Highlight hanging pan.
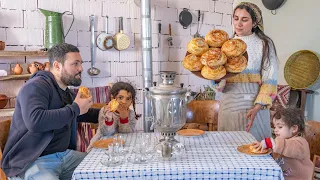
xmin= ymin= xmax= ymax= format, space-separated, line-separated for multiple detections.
xmin=179 ymin=8 xmax=192 ymax=29
xmin=113 ymin=17 xmax=130 ymax=51
xmin=96 ymin=16 xmax=114 ymax=50
xmin=284 ymin=50 xmax=320 ymax=89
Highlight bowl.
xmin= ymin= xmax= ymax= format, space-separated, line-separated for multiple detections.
xmin=0 ymin=94 xmax=9 ymax=109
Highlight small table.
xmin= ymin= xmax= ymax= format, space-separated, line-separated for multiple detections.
xmin=72 ymin=131 xmax=284 ymax=179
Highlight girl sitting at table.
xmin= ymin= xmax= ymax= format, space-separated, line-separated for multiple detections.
xmin=253 ymin=107 xmax=313 ymax=179
xmin=87 ymin=82 xmax=140 ymax=152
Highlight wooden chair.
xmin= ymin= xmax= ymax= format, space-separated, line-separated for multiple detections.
xmin=313 ymin=154 xmax=320 ymax=180
xmin=184 ymin=100 xmax=220 ymax=131
xmin=305 ymin=120 xmax=320 ymax=161
xmin=0 ymin=118 xmax=11 ymax=180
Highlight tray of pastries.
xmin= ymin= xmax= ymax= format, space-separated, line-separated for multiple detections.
xmin=183 ymin=29 xmax=248 ymax=81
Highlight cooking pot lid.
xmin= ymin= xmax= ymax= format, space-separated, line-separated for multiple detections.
xmin=262 ymin=0 xmax=285 ymax=10
xmin=179 ymin=8 xmax=192 ymax=29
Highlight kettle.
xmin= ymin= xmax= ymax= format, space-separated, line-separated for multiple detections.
xmin=39 ymin=8 xmax=74 ymax=49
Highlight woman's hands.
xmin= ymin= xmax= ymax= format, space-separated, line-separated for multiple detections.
xmin=245 ymin=104 xmax=262 ymax=132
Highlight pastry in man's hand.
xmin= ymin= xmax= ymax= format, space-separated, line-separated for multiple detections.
xmin=187 ymin=38 xmax=209 ymax=56
xmin=205 ymin=29 xmax=229 ymax=48
xmin=182 ymin=54 xmax=204 ymax=71
xmin=79 ymin=86 xmax=91 ymax=99
xmin=221 ymin=39 xmax=247 ymax=57
xmin=225 ymin=55 xmax=247 ymax=73
xmin=109 ymin=99 xmax=119 ymax=112
xmin=249 ymin=144 xmax=268 ymax=154
xmin=200 ymin=48 xmax=227 ymax=68
xmin=201 ymin=65 xmax=226 ymax=80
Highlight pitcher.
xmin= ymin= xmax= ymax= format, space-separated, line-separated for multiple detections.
xmin=39 ymin=8 xmax=74 ymax=49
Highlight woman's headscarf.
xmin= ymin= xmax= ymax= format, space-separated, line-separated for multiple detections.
xmin=235 ymin=2 xmax=264 ymax=31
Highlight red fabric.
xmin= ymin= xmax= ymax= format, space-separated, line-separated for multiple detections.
xmin=265 ymin=137 xmax=273 ymax=149
xmin=120 ymin=117 xmax=129 ymax=124
xmin=105 ymin=119 xmax=114 ymax=126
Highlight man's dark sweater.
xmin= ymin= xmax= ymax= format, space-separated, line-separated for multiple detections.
xmin=0 ymin=71 xmax=99 ymax=177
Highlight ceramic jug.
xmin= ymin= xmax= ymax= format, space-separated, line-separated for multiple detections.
xmin=12 ymin=63 xmax=23 ymax=75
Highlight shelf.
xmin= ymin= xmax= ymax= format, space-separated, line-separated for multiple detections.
xmin=0 ymin=108 xmax=14 ymax=117
xmin=0 ymin=74 xmax=31 ymax=81
xmin=0 ymin=50 xmax=47 ymax=57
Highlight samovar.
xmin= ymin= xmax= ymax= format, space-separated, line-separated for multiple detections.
xmin=146 ymin=71 xmax=190 ymax=160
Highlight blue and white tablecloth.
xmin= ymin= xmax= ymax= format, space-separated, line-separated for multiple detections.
xmin=72 ymin=131 xmax=284 ymax=180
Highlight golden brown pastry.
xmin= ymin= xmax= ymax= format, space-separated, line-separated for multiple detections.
xmin=221 ymin=39 xmax=247 ymax=57
xmin=187 ymin=38 xmax=209 ymax=56
xmin=182 ymin=54 xmax=204 ymax=71
xmin=79 ymin=86 xmax=91 ymax=98
xmin=109 ymin=99 xmax=119 ymax=112
xmin=201 ymin=65 xmax=226 ymax=80
xmin=205 ymin=29 xmax=229 ymax=48
xmin=200 ymin=48 xmax=227 ymax=68
xmin=225 ymin=55 xmax=247 ymax=73
xmin=249 ymin=145 xmax=268 ymax=154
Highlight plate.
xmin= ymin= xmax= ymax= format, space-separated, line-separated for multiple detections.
xmin=176 ymin=129 xmax=205 ymax=136
xmin=237 ymin=144 xmax=272 ymax=156
xmin=185 ymin=51 xmax=248 ymax=82
xmin=92 ymin=138 xmax=124 ymax=149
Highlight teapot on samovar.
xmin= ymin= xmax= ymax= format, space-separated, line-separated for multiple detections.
xmin=145 ymin=71 xmax=192 ymax=160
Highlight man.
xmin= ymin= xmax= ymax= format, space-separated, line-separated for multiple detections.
xmin=1 ymin=43 xmax=99 ymax=180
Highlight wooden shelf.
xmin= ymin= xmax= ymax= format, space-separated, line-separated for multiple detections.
xmin=0 ymin=108 xmax=14 ymax=117
xmin=0 ymin=74 xmax=31 ymax=81
xmin=0 ymin=50 xmax=47 ymax=57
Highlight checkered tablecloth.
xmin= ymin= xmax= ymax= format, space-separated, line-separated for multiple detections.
xmin=72 ymin=131 xmax=284 ymax=180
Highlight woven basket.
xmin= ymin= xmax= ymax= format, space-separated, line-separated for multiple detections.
xmin=284 ymin=50 xmax=320 ymax=89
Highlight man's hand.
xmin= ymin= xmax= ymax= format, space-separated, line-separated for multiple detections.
xmin=74 ymin=91 xmax=93 ymax=115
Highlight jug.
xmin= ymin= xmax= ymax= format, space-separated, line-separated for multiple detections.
xmin=39 ymin=8 xmax=74 ymax=49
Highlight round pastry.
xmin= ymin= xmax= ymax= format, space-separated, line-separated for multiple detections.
xmin=205 ymin=29 xmax=229 ymax=48
xmin=225 ymin=55 xmax=247 ymax=73
xmin=109 ymin=99 xmax=119 ymax=112
xmin=221 ymin=39 xmax=247 ymax=57
xmin=182 ymin=54 xmax=204 ymax=71
xmin=249 ymin=145 xmax=268 ymax=154
xmin=187 ymin=38 xmax=209 ymax=56
xmin=200 ymin=48 xmax=227 ymax=68
xmin=79 ymin=86 xmax=91 ymax=99
xmin=201 ymin=65 xmax=226 ymax=80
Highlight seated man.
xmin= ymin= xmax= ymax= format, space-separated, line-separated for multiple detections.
xmin=1 ymin=43 xmax=99 ymax=180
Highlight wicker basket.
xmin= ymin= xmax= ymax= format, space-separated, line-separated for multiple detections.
xmin=284 ymin=50 xmax=320 ymax=89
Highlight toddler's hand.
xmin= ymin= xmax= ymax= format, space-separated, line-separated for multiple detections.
xmin=252 ymin=142 xmax=264 ymax=152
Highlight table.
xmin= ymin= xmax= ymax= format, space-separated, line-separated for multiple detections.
xmin=72 ymin=131 xmax=284 ymax=180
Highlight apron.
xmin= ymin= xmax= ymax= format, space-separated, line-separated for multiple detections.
xmin=218 ymin=83 xmax=271 ymax=141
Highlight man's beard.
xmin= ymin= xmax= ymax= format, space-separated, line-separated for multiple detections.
xmin=61 ymin=69 xmax=82 ymax=86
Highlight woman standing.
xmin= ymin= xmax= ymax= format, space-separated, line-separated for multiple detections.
xmin=218 ymin=2 xmax=278 ymax=141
